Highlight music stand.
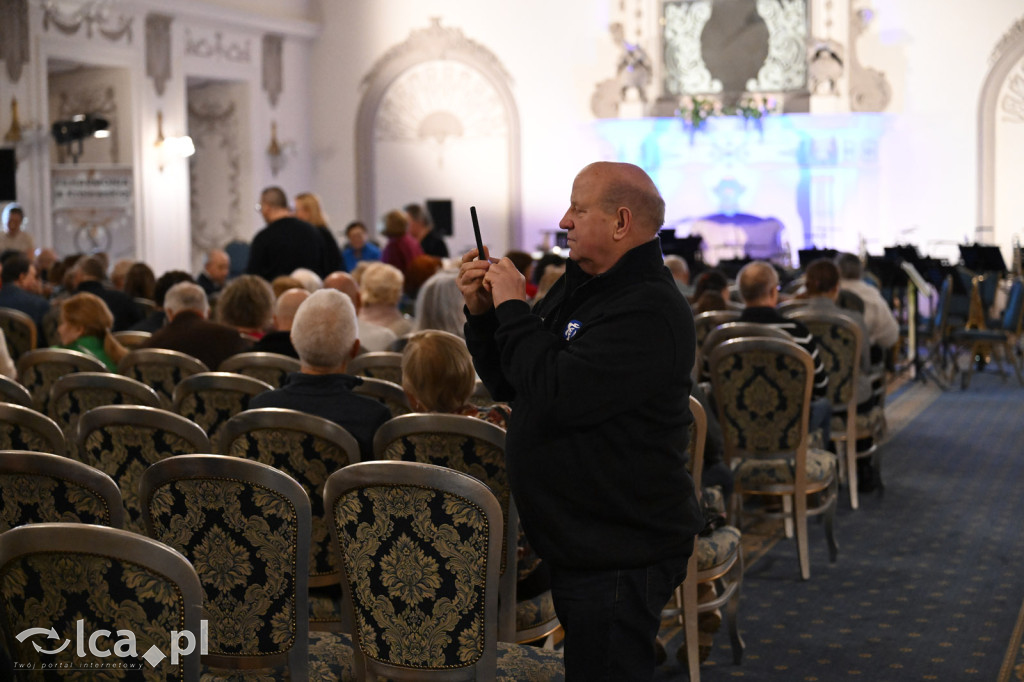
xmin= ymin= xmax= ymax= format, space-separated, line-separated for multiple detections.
xmin=959 ymin=243 xmax=1007 ymax=274
xmin=901 ymin=261 xmax=947 ymax=389
xmin=797 ymin=248 xmax=839 ymax=269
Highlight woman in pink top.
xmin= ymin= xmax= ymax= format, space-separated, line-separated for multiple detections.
xmin=380 ymin=209 xmax=423 ymax=277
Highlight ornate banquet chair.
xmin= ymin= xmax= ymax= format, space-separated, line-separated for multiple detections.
xmin=346 ymin=351 xmax=403 ymax=385
xmin=171 ymin=371 xmax=273 ymax=448
xmin=949 ymin=277 xmax=1024 ymax=389
xmin=693 ymin=310 xmax=742 ymax=361
xmin=372 ymin=413 xmax=559 ymax=646
xmin=0 ymin=374 xmax=32 ymax=407
xmin=218 ymin=351 xmax=301 ymax=388
xmin=217 ymin=407 xmax=361 ymax=632
xmin=0 ymin=403 xmax=66 ymax=457
xmin=141 ymin=454 xmax=352 ymax=680
xmin=0 ymin=523 xmax=203 ymax=681
xmin=47 ymin=371 xmax=162 ymax=445
xmin=117 ymin=347 xmax=210 ymax=408
xmin=787 ymin=308 xmax=883 ymax=508
xmin=74 ymin=404 xmax=211 ymax=532
xmin=0 ymin=450 xmax=125 ymax=531
xmin=15 ymin=347 xmax=108 ymax=413
xmin=324 ymin=460 xmax=564 ymax=680
xmin=0 ymin=306 xmax=36 ymax=362
xmin=707 ymin=336 xmax=839 ymax=581
xmin=112 ymin=329 xmax=152 ymax=350
xmin=660 ymin=395 xmax=744 ymax=680
xmin=351 ymin=376 xmax=412 ymax=416
xmin=697 ymin=321 xmax=792 ymax=383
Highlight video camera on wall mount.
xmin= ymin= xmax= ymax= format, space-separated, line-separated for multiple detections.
xmin=51 ymin=114 xmax=110 ymax=164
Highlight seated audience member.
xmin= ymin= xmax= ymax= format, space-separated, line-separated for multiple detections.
xmin=664 ymin=254 xmax=695 ymax=298
xmin=216 ymin=274 xmax=275 ymax=340
xmin=380 ymin=209 xmax=423 ymax=278
xmin=1 ymin=205 xmax=34 ymax=256
xmin=250 ymin=288 xmax=308 ymax=358
xmin=196 ymin=248 xmax=230 ymax=298
xmin=130 ymin=271 xmax=194 ymax=332
xmin=532 ymin=262 xmax=566 ymax=305
xmin=248 ymin=289 xmax=391 ymax=460
xmin=290 ymin=267 xmax=323 ymax=293
xmin=55 ymin=292 xmax=128 ymax=371
xmin=295 ymin=192 xmax=342 ymax=276
xmin=693 ymin=290 xmax=730 ymax=314
xmin=737 ymin=260 xmax=830 ymax=441
xmin=405 ymin=203 xmax=448 ymax=258
xmin=403 ymin=253 xmax=443 ymax=301
xmin=691 ymin=268 xmax=730 ymax=305
xmin=34 ymin=248 xmax=59 ymax=298
xmin=401 ymin=330 xmax=509 ymax=427
xmin=141 ymin=281 xmax=251 ymax=370
xmin=359 ymin=262 xmax=412 ymax=337
xmin=71 ymin=255 xmax=143 ymax=331
xmin=271 ymin=275 xmax=303 ymax=298
xmin=0 ymin=251 xmax=51 ymax=345
xmin=505 ymin=250 xmax=538 ymax=299
xmin=110 ymin=259 xmax=135 ymax=291
xmin=349 ymin=260 xmax=372 ymax=285
xmin=323 ymin=270 xmax=396 ymax=352
xmin=124 ymin=262 xmax=157 ymax=303
xmin=411 ymin=270 xmax=466 ymax=338
xmin=836 ymin=252 xmax=900 ymax=363
xmin=0 ymin=329 xmax=15 ymax=378
xmin=340 ymin=221 xmax=381 ymax=272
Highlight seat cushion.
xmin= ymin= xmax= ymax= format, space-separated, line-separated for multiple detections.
xmin=830 ymin=406 xmax=885 ymax=440
xmin=734 ymin=448 xmax=836 ymax=488
xmin=516 ymin=589 xmax=558 ymax=632
xmin=203 ymin=631 xmax=355 ymax=681
xmin=495 ymin=641 xmax=564 ymax=681
xmin=696 ymin=525 xmax=742 ymax=571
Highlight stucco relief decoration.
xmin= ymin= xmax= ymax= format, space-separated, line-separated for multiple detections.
xmin=145 ymin=14 xmax=172 ymax=97
xmin=42 ymin=0 xmax=133 ymax=43
xmin=188 ymin=98 xmax=242 ymax=258
xmin=847 ymin=5 xmax=891 ymax=112
xmin=749 ymin=0 xmax=807 ymax=91
xmin=663 ymin=1 xmax=717 ymax=96
xmin=185 ymin=28 xmax=252 ymax=64
xmin=376 ymin=61 xmax=507 ymax=169
xmin=57 ymin=88 xmax=119 ymax=163
xmin=0 ymin=0 xmax=30 ymax=83
xmin=1002 ymin=62 xmax=1024 ymax=123
xmin=262 ymin=34 xmax=284 ymax=108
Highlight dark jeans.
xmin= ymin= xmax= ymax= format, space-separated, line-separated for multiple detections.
xmin=549 ymin=552 xmax=690 ymax=681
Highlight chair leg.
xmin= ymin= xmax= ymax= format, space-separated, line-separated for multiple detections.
xmin=725 ymin=555 xmax=745 ymax=665
xmin=782 ymin=496 xmax=794 ymax=539
xmin=794 ymin=493 xmax=810 ymax=580
xmin=682 ymin=554 xmax=700 ymax=681
xmin=844 ymin=439 xmax=859 ymax=510
xmin=825 ymin=478 xmax=839 ymax=563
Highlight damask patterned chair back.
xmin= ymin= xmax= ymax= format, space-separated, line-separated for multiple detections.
xmin=140 ymin=454 xmax=311 ymax=678
xmin=0 ymin=306 xmax=37 ymax=362
xmin=0 ymin=450 xmax=125 ymax=531
xmin=372 ymin=413 xmax=519 ymax=641
xmin=171 ymin=372 xmax=273 ymax=449
xmin=48 ymin=371 xmax=163 ymax=447
xmin=112 ymin=329 xmax=153 ymax=350
xmin=218 ymin=408 xmax=361 ymax=591
xmin=74 ymin=405 xmax=212 ymax=533
xmin=351 ymin=376 xmax=411 ymax=416
xmin=787 ymin=309 xmax=865 ymax=509
xmin=324 ymin=460 xmax=504 ymax=680
xmin=347 ymin=351 xmax=403 ymax=385
xmin=699 ymin=321 xmax=792 ymax=382
xmin=218 ymin=351 xmax=301 ymax=389
xmin=0 ymin=374 xmax=32 ymax=408
xmin=693 ymin=309 xmax=741 ymax=363
xmin=707 ymin=336 xmax=838 ymax=580
xmin=0 ymin=523 xmax=203 ymax=681
xmin=0 ymin=403 xmax=66 ymax=457
xmin=118 ymin=348 xmax=210 ymax=409
xmin=15 ymin=347 xmax=108 ymax=414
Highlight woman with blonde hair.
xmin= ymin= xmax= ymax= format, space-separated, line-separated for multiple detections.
xmin=295 ymin=191 xmax=341 ymax=274
xmin=55 ymin=292 xmax=127 ymax=371
xmin=359 ymin=262 xmax=412 ymax=337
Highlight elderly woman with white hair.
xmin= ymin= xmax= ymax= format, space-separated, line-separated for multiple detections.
xmin=248 ymin=288 xmax=391 ymax=460
xmin=358 ymin=262 xmax=412 ymax=337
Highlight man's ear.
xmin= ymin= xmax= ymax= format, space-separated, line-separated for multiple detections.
xmin=349 ymin=338 xmax=361 ymax=359
xmin=611 ymin=207 xmax=632 ymax=242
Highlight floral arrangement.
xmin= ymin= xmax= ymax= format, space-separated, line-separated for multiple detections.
xmin=676 ymin=94 xmax=779 ymax=131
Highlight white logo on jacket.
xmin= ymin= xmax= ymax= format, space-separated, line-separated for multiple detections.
xmin=564 ymin=320 xmax=581 ymax=340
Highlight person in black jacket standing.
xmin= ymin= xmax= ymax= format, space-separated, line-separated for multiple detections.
xmin=458 ymin=161 xmax=702 ymax=681
xmin=246 ymin=186 xmax=327 ymax=280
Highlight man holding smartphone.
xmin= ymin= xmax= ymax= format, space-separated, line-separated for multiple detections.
xmin=458 ymin=161 xmax=702 ymax=680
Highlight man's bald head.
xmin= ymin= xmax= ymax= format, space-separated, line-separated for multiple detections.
xmin=580 ymin=161 xmax=665 ymax=236
xmin=737 ymin=260 xmax=779 ymax=306
xmin=273 ymin=287 xmax=310 ymax=331
xmin=323 ymin=270 xmax=361 ymax=312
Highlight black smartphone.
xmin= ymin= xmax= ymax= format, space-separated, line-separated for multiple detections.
xmin=470 ymin=206 xmax=486 ymax=260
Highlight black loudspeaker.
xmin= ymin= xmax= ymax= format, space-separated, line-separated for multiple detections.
xmin=0 ymin=149 xmax=15 ymax=201
xmin=425 ymin=199 xmax=452 ymax=237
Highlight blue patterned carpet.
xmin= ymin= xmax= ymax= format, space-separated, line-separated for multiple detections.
xmin=655 ymin=372 xmax=1024 ymax=681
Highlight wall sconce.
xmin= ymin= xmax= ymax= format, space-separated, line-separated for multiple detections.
xmin=154 ymin=110 xmax=195 ymax=172
xmin=51 ymin=113 xmax=109 ymax=164
xmin=267 ymin=120 xmax=287 ymax=177
xmin=4 ymin=98 xmax=21 ymax=144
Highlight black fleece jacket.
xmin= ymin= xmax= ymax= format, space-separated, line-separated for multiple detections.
xmin=465 ymin=238 xmax=703 ymax=570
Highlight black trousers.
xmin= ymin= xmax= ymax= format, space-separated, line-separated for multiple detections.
xmin=549 ymin=552 xmax=689 ymax=681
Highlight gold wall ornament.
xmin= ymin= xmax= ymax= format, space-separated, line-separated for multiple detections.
xmin=4 ymin=98 xmax=22 ymax=143
xmin=267 ymin=121 xmax=285 ymax=176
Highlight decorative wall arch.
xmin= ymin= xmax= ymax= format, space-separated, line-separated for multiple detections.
xmin=355 ymin=18 xmax=522 ymax=247
xmin=977 ymin=16 xmax=1024 ymax=241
